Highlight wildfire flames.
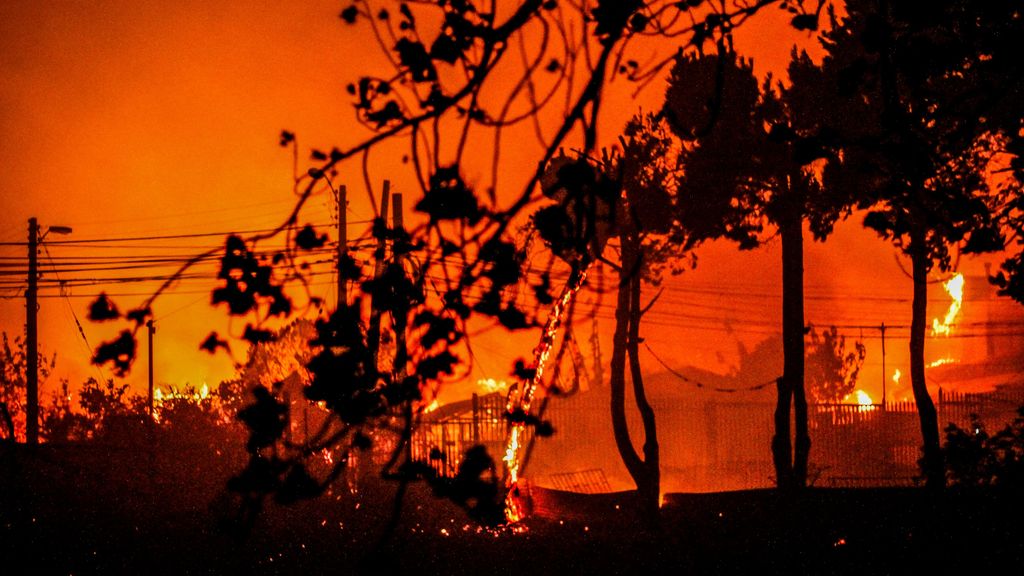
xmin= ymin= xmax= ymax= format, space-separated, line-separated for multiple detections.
xmin=931 ymin=273 xmax=964 ymax=337
xmin=849 ymin=389 xmax=875 ymax=411
xmin=927 ymin=357 xmax=956 ymax=368
xmin=152 ymin=383 xmax=211 ymax=423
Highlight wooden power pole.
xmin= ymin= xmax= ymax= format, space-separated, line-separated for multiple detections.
xmin=367 ymin=180 xmax=391 ymax=367
xmin=337 ymin=184 xmax=348 ymax=308
xmin=147 ymin=320 xmax=156 ymax=419
xmin=392 ymin=192 xmax=407 ymax=378
xmin=26 ymin=218 xmax=39 ymax=445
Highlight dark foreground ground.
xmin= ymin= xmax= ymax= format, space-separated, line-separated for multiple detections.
xmin=1 ymin=442 xmax=1022 ymax=575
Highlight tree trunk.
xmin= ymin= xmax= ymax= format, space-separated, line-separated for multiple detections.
xmin=773 ymin=203 xmax=808 ymax=490
xmin=609 ymin=232 xmax=659 ymax=526
xmin=627 ymin=258 xmax=660 ymax=525
xmin=910 ymin=227 xmax=944 ymax=489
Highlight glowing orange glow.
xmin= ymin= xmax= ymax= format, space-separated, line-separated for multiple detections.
xmin=931 ymin=273 xmax=964 ymax=336
xmin=423 ymin=399 xmax=440 ymax=413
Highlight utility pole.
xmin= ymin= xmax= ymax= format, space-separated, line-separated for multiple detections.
xmin=367 ymin=180 xmax=391 ymax=368
xmin=392 ymin=192 xmax=407 ymax=378
xmin=391 ymin=191 xmax=414 ymax=466
xmin=337 ymin=184 xmax=348 ymax=308
xmin=147 ymin=320 xmax=156 ymax=420
xmin=880 ymin=322 xmax=887 ymax=408
xmin=26 ymin=218 xmax=39 ymax=445
xmin=23 ymin=218 xmax=71 ymax=445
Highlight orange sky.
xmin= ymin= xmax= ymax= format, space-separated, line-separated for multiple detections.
xmin=1 ymin=1 xmax=1017 ymax=407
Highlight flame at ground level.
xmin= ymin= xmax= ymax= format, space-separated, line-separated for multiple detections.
xmin=841 ymin=389 xmax=876 ymax=411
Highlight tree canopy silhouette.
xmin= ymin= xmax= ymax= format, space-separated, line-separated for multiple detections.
xmin=797 ymin=0 xmax=1012 ymax=488
xmin=662 ymin=44 xmax=859 ymax=489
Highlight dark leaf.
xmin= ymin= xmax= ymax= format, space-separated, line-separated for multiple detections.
xmin=962 ymin=225 xmax=1004 ymax=255
xmin=296 ymin=224 xmax=327 ymax=250
xmin=533 ymin=273 xmax=554 ymax=305
xmin=87 ymin=293 xmax=121 ymax=321
xmin=199 ymin=331 xmax=231 ymax=355
xmin=416 ymin=351 xmax=459 ymax=380
xmin=592 ymin=0 xmax=642 ymax=43
xmin=791 ymin=14 xmax=818 ymax=31
xmin=629 ymin=12 xmax=649 ymax=32
xmin=414 ymin=310 xmax=460 ymax=349
xmin=395 ymin=38 xmax=437 ymax=82
xmin=91 ymin=330 xmax=136 ymax=377
xmin=243 ymin=325 xmax=275 ymax=344
xmin=238 ymin=385 xmax=288 ymax=452
xmin=340 ymin=5 xmax=358 ymax=24
xmin=497 ymin=304 xmax=530 ymax=330
xmin=365 ymin=100 xmax=405 ymax=128
xmin=415 ymin=165 xmax=482 ymax=223
xmin=339 ymin=253 xmax=361 ymax=281
xmin=125 ymin=307 xmax=152 ymax=326
xmin=512 ymin=359 xmax=536 ymax=381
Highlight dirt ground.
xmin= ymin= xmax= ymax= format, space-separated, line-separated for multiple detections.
xmin=1 ymin=443 xmax=1022 ymax=575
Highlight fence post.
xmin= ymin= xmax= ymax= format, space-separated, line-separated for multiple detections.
xmin=472 ymin=393 xmax=480 ymax=445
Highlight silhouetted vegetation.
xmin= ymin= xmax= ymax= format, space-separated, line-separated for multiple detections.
xmin=796 ymin=0 xmax=1019 ymax=488
xmin=805 ymin=325 xmax=866 ymax=404
xmin=942 ymin=407 xmax=1024 ymax=489
xmin=68 ymin=0 xmax=1024 ymax=543
xmin=0 ymin=331 xmax=55 ymax=443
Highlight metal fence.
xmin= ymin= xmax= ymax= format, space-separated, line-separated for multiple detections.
xmin=410 ymin=392 xmax=508 ymax=478
xmin=410 ymin=385 xmax=1024 ymax=492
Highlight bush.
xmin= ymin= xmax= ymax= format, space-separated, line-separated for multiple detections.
xmin=942 ymin=407 xmax=1024 ymax=488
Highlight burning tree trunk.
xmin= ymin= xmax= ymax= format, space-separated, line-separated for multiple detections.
xmin=910 ymin=224 xmax=943 ymax=489
xmin=610 ymin=231 xmax=660 ymax=526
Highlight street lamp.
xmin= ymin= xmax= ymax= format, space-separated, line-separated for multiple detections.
xmin=26 ymin=217 xmax=72 ymax=445
xmin=46 ymin=225 xmax=74 ymax=237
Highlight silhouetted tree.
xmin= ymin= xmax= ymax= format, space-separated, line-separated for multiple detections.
xmin=804 ymin=325 xmax=866 ymax=404
xmin=538 ymin=113 xmax=686 ymax=524
xmin=801 ymin=0 xmax=1007 ymax=488
xmin=0 ymin=331 xmax=55 ymax=443
xmin=662 ymin=46 xmax=855 ymax=489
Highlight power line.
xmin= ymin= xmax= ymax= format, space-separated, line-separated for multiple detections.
xmin=0 ymin=220 xmax=373 ymax=247
xmin=642 ymin=341 xmax=777 ymax=393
